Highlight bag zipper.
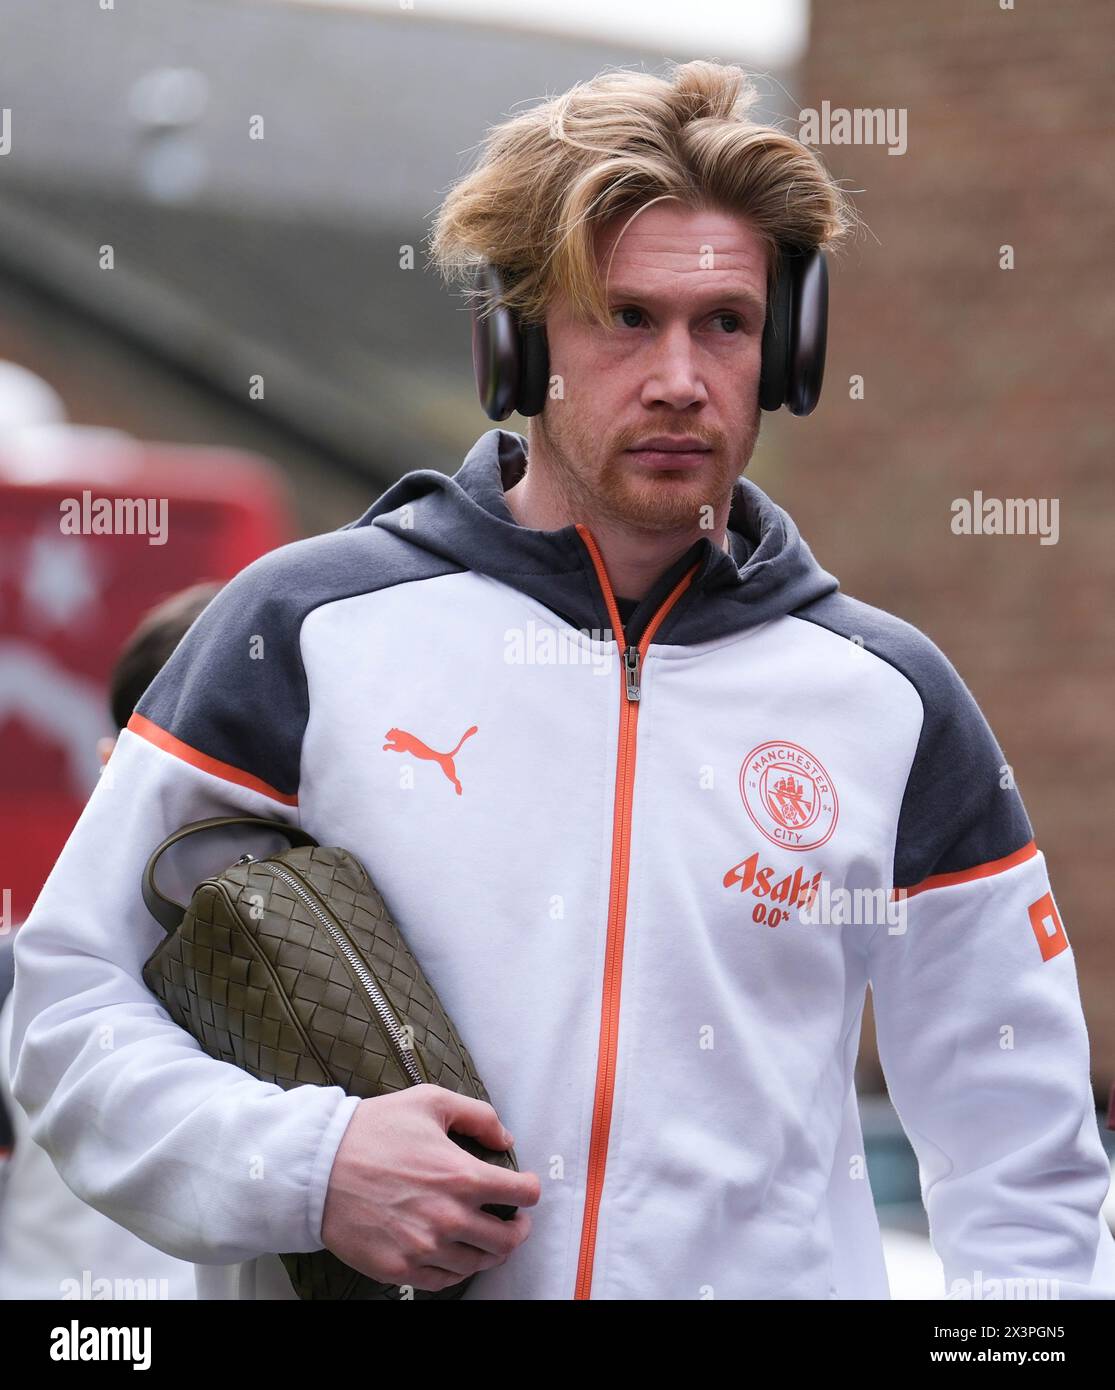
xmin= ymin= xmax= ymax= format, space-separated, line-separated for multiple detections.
xmin=236 ymin=854 xmax=426 ymax=1087
xmin=571 ymin=524 xmax=701 ymax=1299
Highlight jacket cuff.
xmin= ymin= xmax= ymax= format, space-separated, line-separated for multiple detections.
xmin=306 ymin=1093 xmax=362 ymax=1250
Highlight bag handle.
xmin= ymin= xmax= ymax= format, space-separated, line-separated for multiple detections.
xmin=142 ymin=816 xmax=319 ymax=935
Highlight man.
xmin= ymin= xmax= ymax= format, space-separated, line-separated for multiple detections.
xmin=12 ymin=60 xmax=1115 ymax=1300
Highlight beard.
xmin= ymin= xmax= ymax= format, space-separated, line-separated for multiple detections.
xmin=531 ymin=400 xmax=761 ymax=534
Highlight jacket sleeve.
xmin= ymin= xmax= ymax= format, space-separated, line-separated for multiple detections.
xmin=9 ymin=550 xmax=361 ymax=1266
xmin=866 ymin=635 xmax=1115 ymax=1299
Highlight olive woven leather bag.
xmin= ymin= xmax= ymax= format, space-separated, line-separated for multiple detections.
xmin=140 ymin=815 xmax=519 ymax=1300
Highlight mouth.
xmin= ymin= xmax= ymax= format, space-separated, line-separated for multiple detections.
xmin=625 ymin=439 xmax=713 ymax=471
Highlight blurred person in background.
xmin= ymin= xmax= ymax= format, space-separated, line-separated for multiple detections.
xmin=0 ymin=580 xmax=223 ymax=1299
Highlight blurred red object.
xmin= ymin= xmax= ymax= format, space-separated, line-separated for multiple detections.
xmin=0 ymin=428 xmax=296 ymax=925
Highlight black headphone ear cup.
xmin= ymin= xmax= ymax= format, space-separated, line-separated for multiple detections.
xmin=471 ymin=263 xmax=520 ymax=421
xmin=759 ymin=258 xmax=794 ymax=412
xmin=516 ymin=322 xmax=550 ymax=417
xmin=785 ymin=248 xmax=828 ymax=417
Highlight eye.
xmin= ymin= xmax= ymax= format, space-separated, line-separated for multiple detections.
xmin=610 ymin=307 xmax=751 ymax=334
xmin=612 ymin=306 xmax=646 ymax=329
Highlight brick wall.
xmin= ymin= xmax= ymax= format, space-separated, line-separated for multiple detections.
xmin=771 ymin=0 xmax=1115 ymax=1095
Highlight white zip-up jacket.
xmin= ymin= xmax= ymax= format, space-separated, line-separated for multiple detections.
xmin=11 ymin=428 xmax=1115 ymax=1300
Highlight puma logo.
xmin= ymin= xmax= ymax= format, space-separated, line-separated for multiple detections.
xmin=382 ymin=725 xmax=479 ymax=795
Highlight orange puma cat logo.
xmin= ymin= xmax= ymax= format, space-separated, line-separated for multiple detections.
xmin=382 ymin=725 xmax=479 ymax=795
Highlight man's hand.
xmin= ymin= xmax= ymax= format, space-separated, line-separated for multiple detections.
xmin=320 ymin=1084 xmax=539 ymax=1292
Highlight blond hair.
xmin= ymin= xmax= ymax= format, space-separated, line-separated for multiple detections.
xmin=427 ymin=60 xmax=858 ymax=330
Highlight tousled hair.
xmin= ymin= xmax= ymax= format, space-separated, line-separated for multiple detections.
xmin=427 ymin=60 xmax=859 ymax=330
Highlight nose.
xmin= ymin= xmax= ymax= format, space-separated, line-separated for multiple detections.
xmin=638 ymin=323 xmax=708 ymax=412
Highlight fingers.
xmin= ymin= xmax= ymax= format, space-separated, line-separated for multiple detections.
xmin=448 ymin=1207 xmax=533 ymax=1258
xmin=391 ymin=1209 xmax=533 ymax=1290
xmin=415 ymin=1242 xmax=501 ymax=1279
xmin=427 ymin=1086 xmax=514 ymax=1152
xmin=457 ymin=1158 xmax=543 ymax=1210
xmin=408 ymin=1264 xmax=471 ymax=1293
xmin=410 ymin=1218 xmax=530 ymax=1286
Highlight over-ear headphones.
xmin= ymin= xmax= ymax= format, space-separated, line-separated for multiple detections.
xmin=470 ymin=244 xmax=828 ymax=421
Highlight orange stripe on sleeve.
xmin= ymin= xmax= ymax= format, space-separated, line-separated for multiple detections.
xmin=897 ymin=839 xmax=1038 ymax=900
xmin=126 ymin=712 xmax=299 ymax=807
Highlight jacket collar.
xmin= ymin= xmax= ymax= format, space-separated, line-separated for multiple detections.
xmin=354 ymin=429 xmax=838 ymax=645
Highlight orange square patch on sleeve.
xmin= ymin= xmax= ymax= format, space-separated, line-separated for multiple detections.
xmin=1028 ymin=891 xmax=1069 ymax=961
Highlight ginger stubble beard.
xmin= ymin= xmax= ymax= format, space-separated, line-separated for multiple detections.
xmin=529 ymin=398 xmax=762 ymax=535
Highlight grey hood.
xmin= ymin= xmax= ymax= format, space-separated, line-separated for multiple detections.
xmin=348 ymin=428 xmax=839 ymax=646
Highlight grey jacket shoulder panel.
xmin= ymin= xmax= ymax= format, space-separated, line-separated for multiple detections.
xmin=133 ymin=524 xmax=462 ymax=800
xmin=793 ymin=590 xmax=1033 ymax=889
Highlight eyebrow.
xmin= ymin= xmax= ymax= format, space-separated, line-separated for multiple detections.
xmin=606 ymin=286 xmax=766 ymax=319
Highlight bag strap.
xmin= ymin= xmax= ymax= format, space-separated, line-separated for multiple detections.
xmin=142 ymin=816 xmax=320 ymax=935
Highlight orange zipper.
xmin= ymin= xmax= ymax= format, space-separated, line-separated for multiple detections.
xmin=572 ymin=524 xmax=701 ymax=1300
